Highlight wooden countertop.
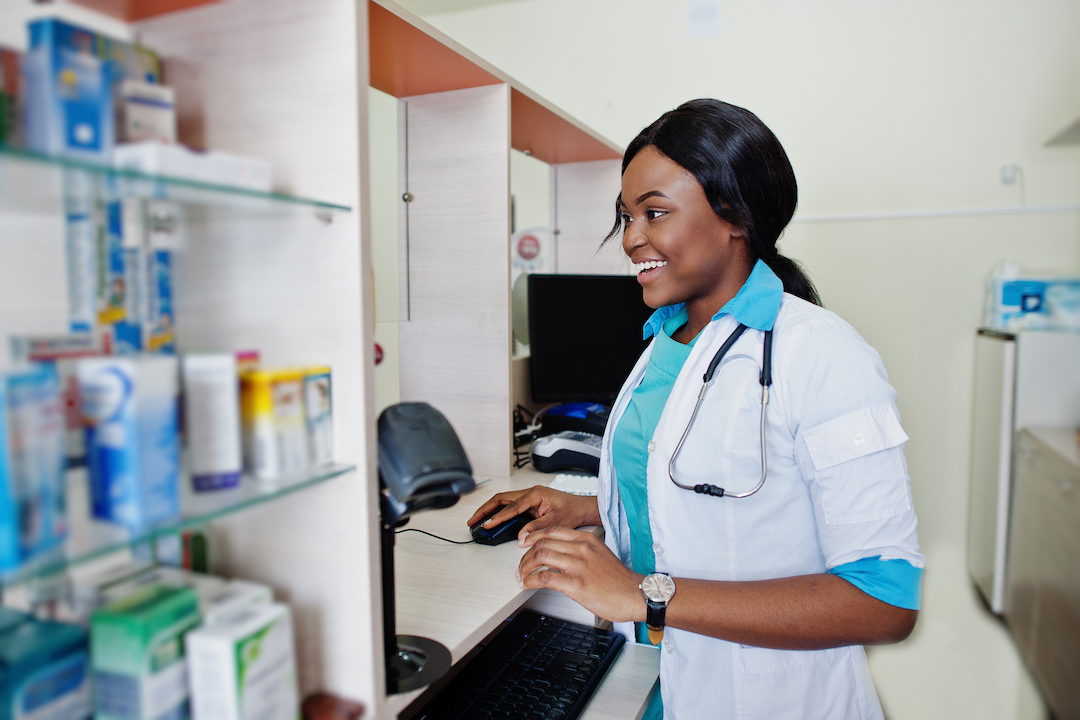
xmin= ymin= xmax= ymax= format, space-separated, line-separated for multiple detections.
xmin=387 ymin=467 xmax=659 ymax=719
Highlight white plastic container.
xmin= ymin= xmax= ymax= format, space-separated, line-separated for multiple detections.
xmin=183 ymin=354 xmax=243 ymax=492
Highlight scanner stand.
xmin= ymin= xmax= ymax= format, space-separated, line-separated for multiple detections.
xmin=381 ymin=498 xmax=452 ymax=694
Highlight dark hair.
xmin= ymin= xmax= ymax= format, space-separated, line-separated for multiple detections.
xmin=606 ymin=99 xmax=820 ymax=306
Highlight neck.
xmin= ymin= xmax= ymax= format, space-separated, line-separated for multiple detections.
xmin=674 ymin=261 xmax=754 ymax=345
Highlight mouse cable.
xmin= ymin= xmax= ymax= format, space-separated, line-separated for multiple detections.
xmin=394 ymin=528 xmax=475 ymax=544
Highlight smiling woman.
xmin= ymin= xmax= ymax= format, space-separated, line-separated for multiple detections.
xmin=469 ymin=98 xmax=923 ymax=720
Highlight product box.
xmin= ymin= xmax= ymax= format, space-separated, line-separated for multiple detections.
xmin=22 ymin=20 xmax=114 ymax=161
xmin=240 ymin=369 xmax=308 ymax=481
xmin=91 ymin=584 xmax=200 ymax=720
xmin=99 ymin=194 xmax=146 ymax=354
xmin=114 ymin=141 xmax=273 ymax=192
xmin=77 ymin=355 xmax=181 ymax=528
xmin=0 ymin=47 xmax=21 ymax=147
xmin=303 ymin=367 xmax=333 ymax=467
xmin=63 ymin=169 xmax=105 ymax=336
xmin=200 ymin=579 xmax=272 ymax=627
xmin=65 ymin=559 xmax=154 ymax=625
xmin=185 ymin=602 xmax=298 ymax=720
xmin=0 ymin=365 xmax=66 ymax=572
xmin=985 ymin=275 xmax=1080 ymax=330
xmin=10 ymin=333 xmax=99 ymax=468
xmin=183 ymin=354 xmax=243 ymax=491
xmin=118 ymin=79 xmax=176 ymax=143
xmin=0 ymin=618 xmax=92 ymax=720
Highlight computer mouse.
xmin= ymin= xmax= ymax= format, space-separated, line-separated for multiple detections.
xmin=470 ymin=510 xmax=532 ymax=546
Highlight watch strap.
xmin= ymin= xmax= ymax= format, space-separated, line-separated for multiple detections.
xmin=645 ymin=598 xmax=667 ymax=645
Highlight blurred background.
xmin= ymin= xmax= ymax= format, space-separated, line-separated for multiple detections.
xmin=386 ymin=1 xmax=1080 ymax=718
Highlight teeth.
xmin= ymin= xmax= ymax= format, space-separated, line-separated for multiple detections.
xmin=635 ymin=260 xmax=668 ymax=274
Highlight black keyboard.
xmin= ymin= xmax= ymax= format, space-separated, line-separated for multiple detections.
xmin=415 ymin=610 xmax=625 ymax=720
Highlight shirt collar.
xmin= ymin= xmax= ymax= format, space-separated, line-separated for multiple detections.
xmin=642 ymin=259 xmax=784 ymax=339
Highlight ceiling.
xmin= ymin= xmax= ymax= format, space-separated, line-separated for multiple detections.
xmin=397 ymin=0 xmax=522 ymax=15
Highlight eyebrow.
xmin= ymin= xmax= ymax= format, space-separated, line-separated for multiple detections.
xmin=618 ymin=190 xmax=670 ymax=209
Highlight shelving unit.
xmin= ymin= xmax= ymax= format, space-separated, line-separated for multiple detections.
xmin=0 ymin=463 xmax=354 ymax=588
xmin=0 ymin=145 xmax=350 ymax=221
xmin=2 ymin=0 xmax=636 ymax=715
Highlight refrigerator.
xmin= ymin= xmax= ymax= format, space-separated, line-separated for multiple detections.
xmin=967 ymin=328 xmax=1080 ymax=614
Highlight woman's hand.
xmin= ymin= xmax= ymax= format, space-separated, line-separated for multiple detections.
xmin=466 ymin=486 xmax=601 ymax=543
xmin=516 ymin=526 xmax=644 ymax=624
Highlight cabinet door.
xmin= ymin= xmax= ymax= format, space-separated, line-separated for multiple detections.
xmin=1005 ymin=435 xmax=1043 ymax=654
xmin=1029 ymin=448 xmax=1080 ymax=718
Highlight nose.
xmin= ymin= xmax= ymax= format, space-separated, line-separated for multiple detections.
xmin=622 ymin=217 xmax=646 ymax=257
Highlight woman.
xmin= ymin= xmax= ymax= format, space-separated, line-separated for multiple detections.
xmin=468 ymin=99 xmax=923 ymax=719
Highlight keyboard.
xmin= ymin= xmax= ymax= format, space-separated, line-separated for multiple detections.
xmin=548 ymin=473 xmax=599 ymax=497
xmin=414 ymin=610 xmax=625 ymax=720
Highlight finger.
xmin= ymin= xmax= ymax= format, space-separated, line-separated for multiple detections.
xmin=516 ymin=545 xmax=580 ymax=583
xmin=465 ymin=491 xmax=523 ymax=526
xmin=478 ymin=486 xmax=551 ymax=528
xmin=518 ymin=525 xmax=592 ymax=547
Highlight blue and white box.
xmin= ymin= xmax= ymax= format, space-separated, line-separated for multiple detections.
xmin=22 ymin=19 xmax=114 ymax=161
xmin=0 ymin=365 xmax=66 ymax=572
xmin=77 ymin=356 xmax=180 ymax=528
xmin=0 ymin=618 xmax=91 ymax=720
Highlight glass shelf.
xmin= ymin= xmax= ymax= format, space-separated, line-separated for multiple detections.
xmin=1 ymin=463 xmax=355 ymax=588
xmin=0 ymin=145 xmax=352 ymax=222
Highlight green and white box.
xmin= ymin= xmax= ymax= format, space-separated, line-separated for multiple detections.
xmin=185 ymin=603 xmax=298 ymax=720
xmin=90 ymin=584 xmax=201 ymax=720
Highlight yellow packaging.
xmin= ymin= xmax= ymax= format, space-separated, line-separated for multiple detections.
xmin=240 ymin=369 xmax=307 ymax=481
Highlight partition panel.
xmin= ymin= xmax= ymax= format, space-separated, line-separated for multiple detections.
xmin=399 ymin=84 xmax=513 ymax=477
xmin=553 ymin=159 xmax=625 ymax=275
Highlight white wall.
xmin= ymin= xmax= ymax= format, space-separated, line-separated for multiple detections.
xmin=401 ymin=1 xmax=1080 ymax=718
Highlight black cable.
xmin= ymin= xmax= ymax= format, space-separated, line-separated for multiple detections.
xmin=394 ymin=528 xmax=475 ymax=544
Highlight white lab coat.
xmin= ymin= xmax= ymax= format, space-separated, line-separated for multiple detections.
xmin=598 ymin=293 xmax=923 ymax=720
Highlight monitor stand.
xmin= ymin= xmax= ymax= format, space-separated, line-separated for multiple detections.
xmin=381 ymin=494 xmax=452 ymax=694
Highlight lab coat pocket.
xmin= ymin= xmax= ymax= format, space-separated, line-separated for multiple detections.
xmin=802 ymin=405 xmax=911 ymax=525
xmin=735 ymin=645 xmax=866 ymax=720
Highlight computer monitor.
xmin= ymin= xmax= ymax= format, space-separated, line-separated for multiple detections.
xmin=526 ymin=274 xmax=653 ymax=405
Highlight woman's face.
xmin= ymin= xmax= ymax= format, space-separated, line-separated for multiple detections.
xmin=620 ymin=145 xmax=751 ymax=316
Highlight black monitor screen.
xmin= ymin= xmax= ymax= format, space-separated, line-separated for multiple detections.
xmin=527 ymin=274 xmax=653 ymax=404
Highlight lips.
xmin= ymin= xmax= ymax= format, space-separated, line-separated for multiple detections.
xmin=634 ymin=259 xmax=667 ymax=282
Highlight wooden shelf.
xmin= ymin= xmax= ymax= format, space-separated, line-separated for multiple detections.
xmin=69 ymin=0 xmax=219 ymax=21
xmin=369 ymin=0 xmax=621 ymax=165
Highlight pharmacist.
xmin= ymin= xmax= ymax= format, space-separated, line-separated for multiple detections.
xmin=468 ymin=99 xmax=923 ymax=719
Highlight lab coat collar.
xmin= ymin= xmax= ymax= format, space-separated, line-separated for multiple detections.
xmin=642 ymin=259 xmax=784 ymax=339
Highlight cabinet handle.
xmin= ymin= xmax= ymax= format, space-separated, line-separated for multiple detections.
xmin=402 ymin=192 xmax=414 ymax=203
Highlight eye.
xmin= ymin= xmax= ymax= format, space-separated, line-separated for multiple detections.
xmin=645 ymin=209 xmax=667 ymax=221
xmin=619 ymin=212 xmax=633 ymax=226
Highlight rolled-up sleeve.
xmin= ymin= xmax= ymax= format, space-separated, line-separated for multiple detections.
xmin=782 ymin=314 xmax=924 ymax=582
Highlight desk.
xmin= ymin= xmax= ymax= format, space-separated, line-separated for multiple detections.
xmin=388 ymin=467 xmax=660 ymax=718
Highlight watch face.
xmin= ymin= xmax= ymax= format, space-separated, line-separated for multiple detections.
xmin=641 ymin=573 xmax=675 ymax=603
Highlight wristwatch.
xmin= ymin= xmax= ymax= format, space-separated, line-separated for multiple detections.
xmin=639 ymin=572 xmax=676 ymax=645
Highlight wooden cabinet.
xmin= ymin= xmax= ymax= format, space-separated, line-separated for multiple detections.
xmin=1005 ymin=428 xmax=1080 ymax=719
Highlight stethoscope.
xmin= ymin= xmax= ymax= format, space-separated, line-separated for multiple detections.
xmin=667 ymin=323 xmax=774 ymax=498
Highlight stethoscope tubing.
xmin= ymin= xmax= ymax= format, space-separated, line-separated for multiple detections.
xmin=667 ymin=323 xmax=774 ymax=498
